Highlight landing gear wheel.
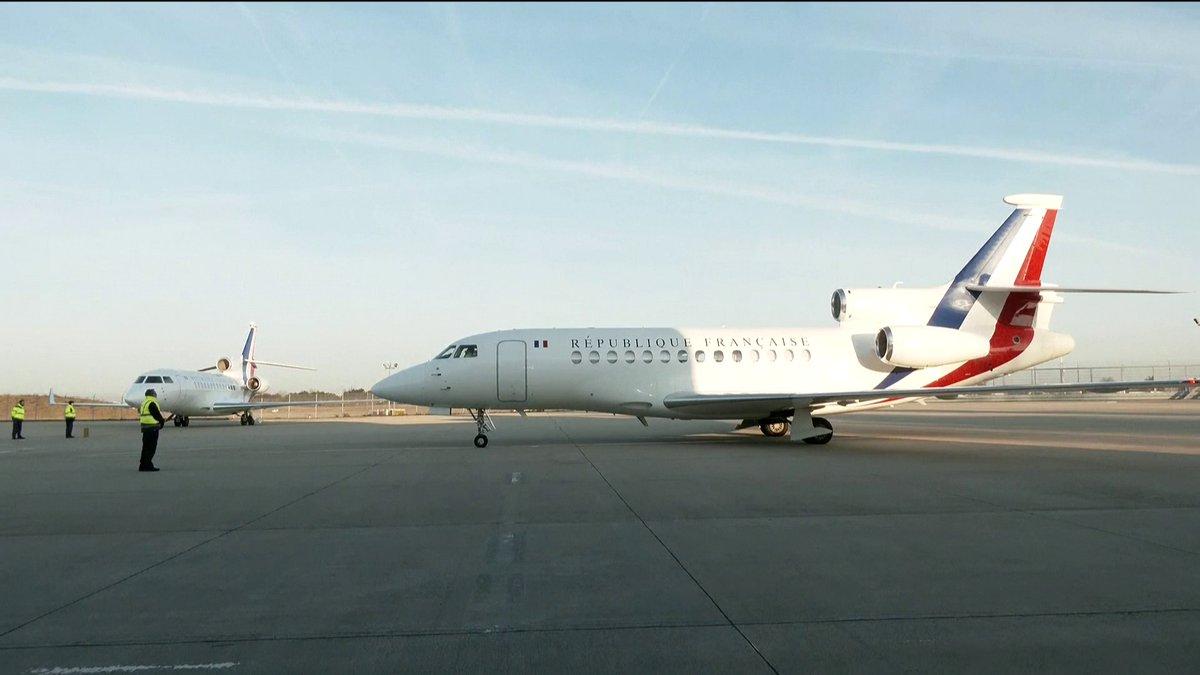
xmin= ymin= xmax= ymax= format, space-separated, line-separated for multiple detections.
xmin=473 ymin=434 xmax=489 ymax=448
xmin=182 ymin=417 xmax=190 ymax=427
xmin=803 ymin=417 xmax=833 ymax=445
xmin=173 ymin=417 xmax=183 ymax=427
xmin=239 ymin=416 xmax=248 ymax=426
xmin=247 ymin=414 xmax=256 ymax=426
xmin=759 ymin=418 xmax=790 ymax=437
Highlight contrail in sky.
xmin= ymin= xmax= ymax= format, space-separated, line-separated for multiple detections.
xmin=2 ymin=77 xmax=1198 ymax=175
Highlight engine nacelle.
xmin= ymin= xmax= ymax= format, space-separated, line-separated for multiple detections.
xmin=216 ymin=358 xmax=232 ymax=373
xmin=246 ymin=376 xmax=270 ymax=393
xmin=875 ymin=325 xmax=991 ymax=368
xmin=832 ymin=286 xmax=947 ymax=326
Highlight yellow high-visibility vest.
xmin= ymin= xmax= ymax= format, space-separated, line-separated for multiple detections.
xmin=65 ymin=404 xmax=77 ymax=419
xmin=11 ymin=404 xmax=24 ymax=420
xmin=139 ymin=397 xmax=159 ymax=426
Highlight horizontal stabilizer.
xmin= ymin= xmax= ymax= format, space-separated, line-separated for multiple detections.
xmin=965 ymin=284 xmax=1185 ymax=294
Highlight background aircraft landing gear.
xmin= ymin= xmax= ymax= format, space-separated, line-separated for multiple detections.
xmin=469 ymin=408 xmax=495 ymax=448
xmin=803 ymin=417 xmax=833 ymax=445
xmin=759 ymin=418 xmax=790 ymax=437
xmin=240 ymin=413 xmax=256 ymax=426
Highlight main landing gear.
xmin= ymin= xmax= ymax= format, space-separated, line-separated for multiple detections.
xmin=239 ymin=412 xmax=256 ymax=426
xmin=172 ymin=416 xmax=191 ymax=428
xmin=756 ymin=416 xmax=834 ymax=444
xmin=470 ymin=408 xmax=495 ymax=448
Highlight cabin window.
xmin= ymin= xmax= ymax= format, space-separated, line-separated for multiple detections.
xmin=713 ymin=350 xmax=724 ymax=363
xmin=624 ymin=350 xmax=636 ymax=364
xmin=799 ymin=348 xmax=811 ymax=362
xmin=677 ymin=350 xmax=688 ymax=363
xmin=435 ymin=346 xmax=456 ymax=359
xmin=453 ymin=345 xmax=478 ymax=358
xmin=732 ymin=350 xmax=743 ymax=363
xmin=659 ymin=350 xmax=670 ymax=363
xmin=588 ymin=351 xmax=600 ymax=364
xmin=767 ymin=350 xmax=777 ymax=362
xmin=784 ymin=349 xmax=794 ymax=362
xmin=145 ymin=376 xmax=163 ymax=383
xmin=607 ymin=350 xmax=618 ymax=364
xmin=696 ymin=350 xmax=706 ymax=363
xmin=750 ymin=350 xmax=760 ymax=362
xmin=135 ymin=376 xmax=146 ymax=383
xmin=571 ymin=351 xmax=582 ymax=364
xmin=642 ymin=350 xmax=653 ymax=364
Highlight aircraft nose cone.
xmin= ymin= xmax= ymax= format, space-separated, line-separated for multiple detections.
xmin=371 ymin=364 xmax=427 ymax=404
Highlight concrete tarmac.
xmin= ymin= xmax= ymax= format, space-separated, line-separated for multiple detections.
xmin=1 ymin=400 xmax=1198 ymax=674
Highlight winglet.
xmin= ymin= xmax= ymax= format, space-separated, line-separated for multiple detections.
xmin=1003 ymin=193 xmax=1063 ymax=210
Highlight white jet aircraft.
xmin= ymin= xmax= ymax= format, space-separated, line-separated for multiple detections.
xmin=51 ymin=323 xmax=332 ymax=426
xmin=371 ymin=194 xmax=1194 ymax=447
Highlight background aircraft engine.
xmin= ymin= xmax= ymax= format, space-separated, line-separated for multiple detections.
xmin=832 ymin=287 xmax=947 ymax=325
xmin=246 ymin=376 xmax=269 ymax=393
xmin=875 ymin=326 xmax=991 ymax=368
xmin=216 ymin=358 xmax=232 ymax=372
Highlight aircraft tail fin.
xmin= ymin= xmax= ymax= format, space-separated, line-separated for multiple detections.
xmin=928 ymin=194 xmax=1062 ymax=332
xmin=240 ymin=323 xmax=258 ymax=386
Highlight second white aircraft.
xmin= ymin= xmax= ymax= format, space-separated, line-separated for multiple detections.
xmin=52 ymin=323 xmax=327 ymax=426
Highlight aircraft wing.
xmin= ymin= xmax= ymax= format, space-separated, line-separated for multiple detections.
xmin=662 ymin=379 xmax=1198 ymax=418
xmin=48 ymin=389 xmax=129 ymax=408
xmin=210 ymin=399 xmax=374 ymax=413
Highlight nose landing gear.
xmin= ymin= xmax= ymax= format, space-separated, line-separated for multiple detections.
xmin=470 ymin=408 xmax=494 ymax=447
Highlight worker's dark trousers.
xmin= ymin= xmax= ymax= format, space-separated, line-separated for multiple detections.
xmin=11 ymin=419 xmax=21 ymax=439
xmin=66 ymin=419 xmax=75 ymax=438
xmin=140 ymin=426 xmax=159 ymax=467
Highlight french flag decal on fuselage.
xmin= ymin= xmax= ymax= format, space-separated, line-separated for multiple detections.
xmin=534 ymin=340 xmax=549 ymax=348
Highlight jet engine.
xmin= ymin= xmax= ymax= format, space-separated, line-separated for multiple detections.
xmin=874 ymin=326 xmax=991 ymax=368
xmin=246 ymin=376 xmax=270 ymax=393
xmin=831 ymin=286 xmax=947 ymax=326
xmin=216 ymin=358 xmax=232 ymax=373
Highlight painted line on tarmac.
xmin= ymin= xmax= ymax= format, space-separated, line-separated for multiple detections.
xmin=28 ymin=663 xmax=239 ymax=673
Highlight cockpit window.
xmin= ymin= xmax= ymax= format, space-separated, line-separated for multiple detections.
xmin=162 ymin=376 xmax=174 ymax=383
xmin=454 ymin=345 xmax=478 ymax=358
xmin=145 ymin=376 xmax=163 ymax=383
xmin=135 ymin=376 xmax=146 ymax=384
xmin=435 ymin=346 xmax=456 ymax=359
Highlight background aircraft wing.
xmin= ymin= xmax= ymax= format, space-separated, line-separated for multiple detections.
xmin=662 ymin=378 xmax=1198 ymax=418
xmin=48 ymin=389 xmax=129 ymax=408
xmin=210 ymin=399 xmax=374 ymax=413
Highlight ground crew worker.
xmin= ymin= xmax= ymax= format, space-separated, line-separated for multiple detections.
xmin=11 ymin=399 xmax=26 ymax=440
xmin=65 ymin=400 xmax=77 ymax=438
xmin=139 ymin=389 xmax=165 ymax=471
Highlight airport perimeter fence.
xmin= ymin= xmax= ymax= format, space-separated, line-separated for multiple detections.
xmin=8 ymin=364 xmax=1199 ymax=422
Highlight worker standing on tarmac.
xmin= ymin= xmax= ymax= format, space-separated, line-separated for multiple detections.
xmin=11 ymin=399 xmax=26 ymax=440
xmin=138 ymin=389 xmax=165 ymax=472
xmin=65 ymin=400 xmax=77 ymax=439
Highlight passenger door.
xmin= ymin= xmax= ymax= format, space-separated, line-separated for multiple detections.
xmin=496 ymin=340 xmax=528 ymax=403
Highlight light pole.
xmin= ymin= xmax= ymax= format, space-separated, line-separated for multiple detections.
xmin=383 ymin=362 xmax=399 ymax=415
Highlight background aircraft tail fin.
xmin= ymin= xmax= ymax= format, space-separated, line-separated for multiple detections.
xmin=240 ymin=322 xmax=258 ymax=386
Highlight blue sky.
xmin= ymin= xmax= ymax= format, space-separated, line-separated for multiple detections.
xmin=2 ymin=2 xmax=1199 ymax=397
